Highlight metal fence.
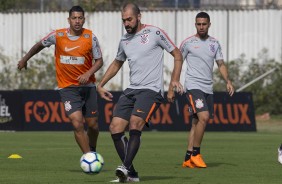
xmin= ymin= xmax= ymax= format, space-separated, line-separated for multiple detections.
xmin=0 ymin=9 xmax=281 ymax=90
xmin=1 ymin=0 xmax=282 ymax=12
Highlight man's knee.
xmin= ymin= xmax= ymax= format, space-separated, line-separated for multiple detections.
xmin=129 ymin=116 xmax=145 ymax=130
xmin=72 ymin=121 xmax=84 ymax=132
xmin=86 ymin=118 xmax=99 ymax=130
xmin=110 ymin=117 xmax=128 ymax=134
xmin=197 ymin=111 xmax=210 ymax=124
xmin=68 ymin=111 xmax=84 ymax=130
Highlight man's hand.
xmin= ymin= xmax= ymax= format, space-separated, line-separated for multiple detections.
xmin=17 ymin=60 xmax=27 ymax=70
xmin=97 ymin=85 xmax=113 ymax=101
xmin=167 ymin=90 xmax=175 ymax=103
xmin=226 ymin=80 xmax=234 ymax=96
xmin=167 ymin=81 xmax=184 ymax=103
xmin=171 ymin=81 xmax=184 ymax=95
xmin=77 ymin=72 xmax=91 ymax=85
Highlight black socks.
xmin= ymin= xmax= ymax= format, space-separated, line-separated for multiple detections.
xmin=123 ymin=130 xmax=142 ymax=169
xmin=185 ymin=150 xmax=193 ymax=161
xmin=111 ymin=131 xmax=139 ymax=174
xmin=192 ymin=147 xmax=200 ymax=156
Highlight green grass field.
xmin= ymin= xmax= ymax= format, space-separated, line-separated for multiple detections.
xmin=0 ymin=122 xmax=282 ymax=184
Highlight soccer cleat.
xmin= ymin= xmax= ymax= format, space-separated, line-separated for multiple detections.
xmin=127 ymin=171 xmax=140 ymax=182
xmin=127 ymin=176 xmax=140 ymax=182
xmin=110 ymin=170 xmax=140 ymax=182
xmin=110 ymin=176 xmax=140 ymax=183
xmin=109 ymin=178 xmax=120 ymax=183
xmin=182 ymin=159 xmax=195 ymax=168
xmin=115 ymin=165 xmax=129 ymax=183
xmin=278 ymin=148 xmax=282 ymax=164
xmin=191 ymin=154 xmax=207 ymax=168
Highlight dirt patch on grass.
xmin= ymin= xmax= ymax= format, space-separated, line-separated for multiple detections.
xmin=256 ymin=118 xmax=282 ymax=133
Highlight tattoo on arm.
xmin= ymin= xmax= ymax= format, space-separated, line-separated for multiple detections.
xmin=216 ymin=60 xmax=225 ymax=67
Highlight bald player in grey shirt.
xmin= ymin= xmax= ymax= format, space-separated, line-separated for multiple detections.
xmin=180 ymin=12 xmax=234 ymax=169
xmin=116 ymin=25 xmax=173 ymax=95
xmin=97 ymin=3 xmax=183 ymax=182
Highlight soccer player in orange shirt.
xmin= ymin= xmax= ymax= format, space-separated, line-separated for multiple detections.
xmin=17 ymin=6 xmax=103 ymax=154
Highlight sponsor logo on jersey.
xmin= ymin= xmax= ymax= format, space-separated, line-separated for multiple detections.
xmin=140 ymin=34 xmax=149 ymax=44
xmin=209 ymin=38 xmax=217 ymax=43
xmin=58 ymin=32 xmax=64 ymax=36
xmin=143 ymin=29 xmax=150 ymax=34
xmin=189 ymin=38 xmax=198 ymax=43
xmin=195 ymin=99 xmax=204 ymax=109
xmin=64 ymin=46 xmax=80 ymax=52
xmin=180 ymin=43 xmax=188 ymax=53
xmin=84 ymin=34 xmax=90 ymax=38
xmin=218 ymin=44 xmax=223 ymax=57
xmin=160 ymin=35 xmax=171 ymax=49
xmin=43 ymin=40 xmax=48 ymax=45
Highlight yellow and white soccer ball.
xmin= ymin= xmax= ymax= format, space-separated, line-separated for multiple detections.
xmin=80 ymin=152 xmax=104 ymax=174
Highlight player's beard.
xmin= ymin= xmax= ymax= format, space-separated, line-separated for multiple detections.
xmin=71 ymin=24 xmax=83 ymax=34
xmin=125 ymin=21 xmax=138 ymax=34
xmin=198 ymin=31 xmax=208 ymax=39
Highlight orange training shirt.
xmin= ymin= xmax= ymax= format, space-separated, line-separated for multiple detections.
xmin=55 ymin=28 xmax=95 ymax=88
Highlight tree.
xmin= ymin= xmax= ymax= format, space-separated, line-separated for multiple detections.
xmin=214 ymin=49 xmax=282 ymax=115
xmin=0 ymin=50 xmax=106 ymax=90
xmin=0 ymin=51 xmax=57 ymax=90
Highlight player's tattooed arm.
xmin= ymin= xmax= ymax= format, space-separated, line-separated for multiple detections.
xmin=216 ymin=59 xmax=234 ymax=96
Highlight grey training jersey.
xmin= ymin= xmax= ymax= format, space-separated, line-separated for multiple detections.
xmin=116 ymin=25 xmax=176 ymax=95
xmin=180 ymin=35 xmax=223 ymax=94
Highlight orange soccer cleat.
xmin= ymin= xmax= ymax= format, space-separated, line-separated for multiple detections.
xmin=182 ymin=159 xmax=196 ymax=168
xmin=190 ymin=154 xmax=207 ymax=168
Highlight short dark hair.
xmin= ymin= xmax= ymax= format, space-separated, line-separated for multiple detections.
xmin=196 ymin=12 xmax=210 ymax=22
xmin=122 ymin=3 xmax=140 ymax=15
xmin=69 ymin=5 xmax=84 ymax=17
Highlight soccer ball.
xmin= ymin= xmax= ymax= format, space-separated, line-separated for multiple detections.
xmin=80 ymin=152 xmax=104 ymax=174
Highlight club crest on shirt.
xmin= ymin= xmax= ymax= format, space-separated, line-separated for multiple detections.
xmin=209 ymin=44 xmax=215 ymax=53
xmin=64 ymin=101 xmax=72 ymax=112
xmin=195 ymin=99 xmax=204 ymax=109
xmin=140 ymin=34 xmax=149 ymax=44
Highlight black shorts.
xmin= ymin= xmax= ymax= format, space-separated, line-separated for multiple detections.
xmin=59 ymin=86 xmax=98 ymax=117
xmin=186 ymin=89 xmax=214 ymax=119
xmin=113 ymin=88 xmax=164 ymax=123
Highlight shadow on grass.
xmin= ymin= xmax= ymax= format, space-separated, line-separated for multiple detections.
xmin=205 ymin=162 xmax=237 ymax=167
xmin=174 ymin=162 xmax=237 ymax=168
xmin=140 ymin=175 xmax=191 ymax=182
xmin=69 ymin=168 xmax=112 ymax=173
